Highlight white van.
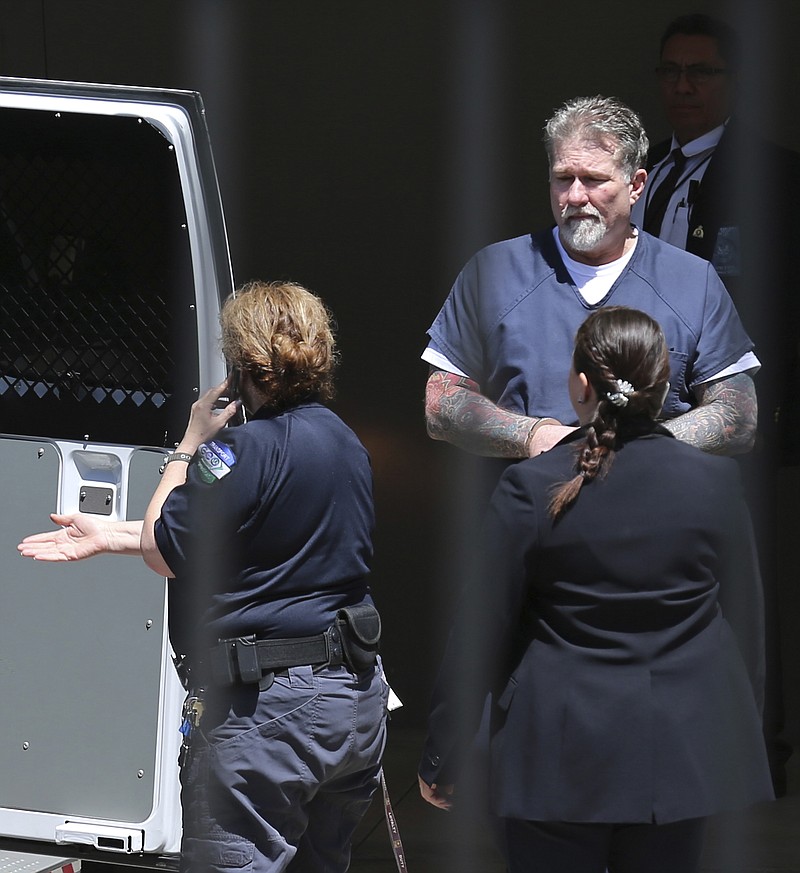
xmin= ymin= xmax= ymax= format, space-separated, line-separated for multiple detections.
xmin=0 ymin=76 xmax=234 ymax=870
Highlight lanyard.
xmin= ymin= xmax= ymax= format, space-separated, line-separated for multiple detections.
xmin=381 ymin=770 xmax=409 ymax=872
xmin=642 ymin=150 xmax=714 ymax=217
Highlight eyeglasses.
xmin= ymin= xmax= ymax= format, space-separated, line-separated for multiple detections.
xmin=655 ymin=64 xmax=730 ymax=85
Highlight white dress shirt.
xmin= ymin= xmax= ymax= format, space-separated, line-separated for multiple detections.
xmin=632 ymin=123 xmax=727 ymax=248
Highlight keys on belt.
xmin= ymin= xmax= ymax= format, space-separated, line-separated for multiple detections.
xmin=180 ymin=694 xmax=205 ymax=744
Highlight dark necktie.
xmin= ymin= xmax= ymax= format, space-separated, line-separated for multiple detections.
xmin=643 ymin=148 xmax=687 ymax=236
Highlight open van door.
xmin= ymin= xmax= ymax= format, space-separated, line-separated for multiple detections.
xmin=0 ymin=77 xmax=234 ymax=868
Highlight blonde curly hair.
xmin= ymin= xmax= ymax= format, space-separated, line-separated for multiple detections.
xmin=220 ymin=280 xmax=338 ymax=410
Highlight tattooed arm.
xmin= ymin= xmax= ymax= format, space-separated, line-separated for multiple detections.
xmin=661 ymin=371 xmax=758 ymax=455
xmin=424 ymin=369 xmax=575 ymax=458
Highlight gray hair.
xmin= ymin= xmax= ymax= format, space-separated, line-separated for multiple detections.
xmin=543 ymin=96 xmax=649 ymax=180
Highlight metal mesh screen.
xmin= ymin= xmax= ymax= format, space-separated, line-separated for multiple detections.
xmin=0 ymin=108 xmax=198 ymax=445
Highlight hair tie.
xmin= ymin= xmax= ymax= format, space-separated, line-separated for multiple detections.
xmin=606 ymin=379 xmax=634 ymax=408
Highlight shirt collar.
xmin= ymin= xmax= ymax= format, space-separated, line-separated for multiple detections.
xmin=669 ymin=120 xmax=728 ymax=159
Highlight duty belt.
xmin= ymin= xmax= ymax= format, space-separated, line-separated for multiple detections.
xmin=195 ymin=603 xmax=381 ymax=688
xmin=208 ymin=624 xmax=345 ymax=686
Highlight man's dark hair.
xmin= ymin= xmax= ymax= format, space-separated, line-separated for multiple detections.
xmin=659 ymin=13 xmax=740 ymax=69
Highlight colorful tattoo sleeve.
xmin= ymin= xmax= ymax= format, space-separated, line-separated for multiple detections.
xmin=661 ymin=372 xmax=758 ymax=455
xmin=424 ymin=370 xmax=535 ymax=458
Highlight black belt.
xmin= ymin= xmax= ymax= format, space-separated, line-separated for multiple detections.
xmin=208 ymin=624 xmax=345 ymax=686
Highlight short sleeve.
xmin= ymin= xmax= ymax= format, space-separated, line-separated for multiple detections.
xmin=426 ymin=255 xmax=486 ymax=383
xmin=690 ymin=263 xmax=754 ymax=387
xmin=154 ymin=433 xmax=262 ymax=578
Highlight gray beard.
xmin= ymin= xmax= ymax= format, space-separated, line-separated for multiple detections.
xmin=559 ymin=215 xmax=608 ymax=253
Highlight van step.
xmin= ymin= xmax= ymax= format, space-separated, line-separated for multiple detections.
xmin=0 ymin=852 xmax=79 ymax=873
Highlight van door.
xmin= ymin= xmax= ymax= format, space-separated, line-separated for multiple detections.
xmin=0 ymin=77 xmax=233 ymax=863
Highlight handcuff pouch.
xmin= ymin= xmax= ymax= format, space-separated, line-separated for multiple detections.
xmin=336 ymin=604 xmax=381 ymax=672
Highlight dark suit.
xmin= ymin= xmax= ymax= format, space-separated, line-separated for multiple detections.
xmin=421 ymin=429 xmax=772 ymax=839
xmin=648 ymin=121 xmax=800 ymax=454
xmin=648 ymin=121 xmax=800 ymax=789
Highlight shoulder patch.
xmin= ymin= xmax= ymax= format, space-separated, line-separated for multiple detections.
xmin=197 ymin=440 xmax=236 ymax=484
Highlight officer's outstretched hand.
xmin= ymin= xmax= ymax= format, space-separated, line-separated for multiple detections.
xmin=17 ymin=512 xmax=138 ymax=562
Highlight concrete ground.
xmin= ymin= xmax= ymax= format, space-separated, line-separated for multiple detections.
xmin=350 ymin=726 xmax=800 ymax=873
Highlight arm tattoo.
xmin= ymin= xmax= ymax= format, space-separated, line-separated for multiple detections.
xmin=661 ymin=372 xmax=758 ymax=455
xmin=425 ymin=370 xmax=535 ymax=458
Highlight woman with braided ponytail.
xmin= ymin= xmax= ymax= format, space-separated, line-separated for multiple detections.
xmin=420 ymin=306 xmax=773 ymax=873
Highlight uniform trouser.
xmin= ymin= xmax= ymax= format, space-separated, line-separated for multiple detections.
xmin=503 ymin=817 xmax=706 ymax=873
xmin=179 ymin=660 xmax=389 ymax=873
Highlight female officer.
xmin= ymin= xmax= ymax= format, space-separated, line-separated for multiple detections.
xmin=20 ymin=280 xmax=388 ymax=873
xmin=419 ymin=306 xmax=773 ymax=873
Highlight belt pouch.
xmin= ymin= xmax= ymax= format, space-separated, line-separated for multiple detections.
xmin=210 ymin=635 xmax=262 ymax=685
xmin=337 ymin=604 xmax=381 ymax=671
xmin=231 ymin=635 xmax=262 ymax=684
xmin=209 ymin=641 xmax=237 ymax=686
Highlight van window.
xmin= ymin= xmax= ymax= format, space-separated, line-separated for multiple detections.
xmin=0 ymin=107 xmax=198 ymax=446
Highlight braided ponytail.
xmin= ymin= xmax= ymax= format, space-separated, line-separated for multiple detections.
xmin=548 ymin=307 xmax=670 ymax=520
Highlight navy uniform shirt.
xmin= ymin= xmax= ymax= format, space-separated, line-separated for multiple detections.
xmin=155 ymin=402 xmax=375 ymax=655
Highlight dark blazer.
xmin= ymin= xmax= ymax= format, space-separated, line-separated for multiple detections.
xmin=420 ymin=428 xmax=773 ymax=824
xmin=648 ymin=121 xmax=800 ymax=269
xmin=648 ymin=122 xmax=800 ymax=457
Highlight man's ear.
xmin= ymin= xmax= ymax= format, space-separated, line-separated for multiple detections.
xmin=630 ymin=168 xmax=648 ymax=204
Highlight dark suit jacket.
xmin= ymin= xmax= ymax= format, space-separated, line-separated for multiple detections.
xmin=420 ymin=428 xmax=773 ymax=824
xmin=648 ymin=121 xmax=799 ymax=266
xmin=648 ymin=123 xmax=800 ymax=459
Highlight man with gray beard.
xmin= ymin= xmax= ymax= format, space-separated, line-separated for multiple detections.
xmin=422 ymin=95 xmax=759 ymax=462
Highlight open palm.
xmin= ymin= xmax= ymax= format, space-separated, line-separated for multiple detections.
xmin=18 ymin=513 xmax=110 ymax=562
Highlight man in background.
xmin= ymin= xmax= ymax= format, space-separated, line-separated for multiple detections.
xmin=632 ymin=12 xmax=800 ymax=440
xmin=631 ymin=12 xmax=800 ymax=795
